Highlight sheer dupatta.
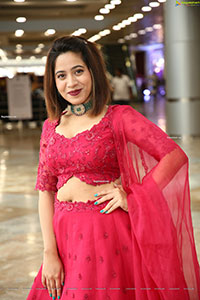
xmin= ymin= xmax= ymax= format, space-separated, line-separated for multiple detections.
xmin=111 ymin=105 xmax=200 ymax=300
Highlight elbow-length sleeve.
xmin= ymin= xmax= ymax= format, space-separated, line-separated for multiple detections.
xmin=112 ymin=105 xmax=200 ymax=300
xmin=34 ymin=119 xmax=58 ymax=193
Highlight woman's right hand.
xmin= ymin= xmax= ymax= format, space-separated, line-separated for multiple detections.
xmin=42 ymin=250 xmax=65 ymax=299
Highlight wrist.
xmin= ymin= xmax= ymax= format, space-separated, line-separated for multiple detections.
xmin=43 ymin=248 xmax=58 ymax=256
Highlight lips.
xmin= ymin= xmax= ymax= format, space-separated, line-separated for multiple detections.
xmin=68 ymin=89 xmax=82 ymax=96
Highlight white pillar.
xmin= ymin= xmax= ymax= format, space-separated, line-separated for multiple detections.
xmin=164 ymin=1 xmax=200 ymax=136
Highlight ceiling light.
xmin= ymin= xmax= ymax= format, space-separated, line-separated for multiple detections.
xmin=16 ymin=56 xmax=22 ymax=61
xmin=72 ymin=28 xmax=87 ymax=36
xmin=130 ymin=33 xmax=138 ymax=38
xmin=158 ymin=0 xmax=166 ymax=2
xmin=118 ymin=22 xmax=126 ymax=28
xmin=99 ymin=8 xmax=110 ymax=14
xmin=38 ymin=43 xmax=45 ymax=48
xmin=105 ymin=4 xmax=115 ymax=9
xmin=88 ymin=34 xmax=101 ymax=42
xmin=153 ymin=24 xmax=162 ymax=29
xmin=34 ymin=48 xmax=42 ymax=53
xmin=30 ymin=56 xmax=36 ymax=60
xmin=141 ymin=6 xmax=152 ymax=12
xmin=118 ymin=38 xmax=125 ymax=43
xmin=128 ymin=16 xmax=137 ymax=22
xmin=122 ymin=20 xmax=131 ymax=26
xmin=145 ymin=27 xmax=153 ymax=32
xmin=16 ymin=44 xmax=22 ymax=48
xmin=15 ymin=29 xmax=24 ymax=37
xmin=134 ymin=13 xmax=144 ymax=19
xmin=44 ymin=29 xmax=56 ymax=36
xmin=15 ymin=48 xmax=23 ymax=54
xmin=111 ymin=0 xmax=121 ymax=5
xmin=14 ymin=0 xmax=25 ymax=2
xmin=66 ymin=0 xmax=77 ymax=2
xmin=124 ymin=35 xmax=131 ymax=40
xmin=149 ymin=2 xmax=160 ymax=7
xmin=99 ymin=29 xmax=111 ymax=36
xmin=138 ymin=30 xmax=146 ymax=35
xmin=16 ymin=17 xmax=26 ymax=23
xmin=78 ymin=28 xmax=87 ymax=34
xmin=94 ymin=15 xmax=104 ymax=21
xmin=104 ymin=29 xmax=111 ymax=35
xmin=112 ymin=25 xmax=121 ymax=31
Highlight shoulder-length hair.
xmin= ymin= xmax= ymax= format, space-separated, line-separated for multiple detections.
xmin=44 ymin=35 xmax=112 ymax=121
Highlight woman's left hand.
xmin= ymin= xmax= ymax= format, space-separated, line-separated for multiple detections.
xmin=94 ymin=183 xmax=128 ymax=214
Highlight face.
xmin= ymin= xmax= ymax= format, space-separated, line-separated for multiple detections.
xmin=54 ymin=51 xmax=92 ymax=105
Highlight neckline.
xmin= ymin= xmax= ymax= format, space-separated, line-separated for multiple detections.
xmin=53 ymin=105 xmax=112 ymax=141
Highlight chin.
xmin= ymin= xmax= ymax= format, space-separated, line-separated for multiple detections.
xmin=67 ymin=98 xmax=88 ymax=106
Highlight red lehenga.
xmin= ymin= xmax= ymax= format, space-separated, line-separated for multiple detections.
xmin=27 ymin=104 xmax=200 ymax=300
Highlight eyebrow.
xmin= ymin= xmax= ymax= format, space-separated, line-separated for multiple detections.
xmin=55 ymin=65 xmax=84 ymax=75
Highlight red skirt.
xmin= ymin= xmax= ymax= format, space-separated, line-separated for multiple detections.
xmin=26 ymin=195 xmax=134 ymax=300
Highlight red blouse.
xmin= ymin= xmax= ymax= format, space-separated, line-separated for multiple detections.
xmin=35 ymin=105 xmax=120 ymax=192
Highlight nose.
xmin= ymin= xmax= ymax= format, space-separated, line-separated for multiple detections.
xmin=67 ymin=74 xmax=78 ymax=88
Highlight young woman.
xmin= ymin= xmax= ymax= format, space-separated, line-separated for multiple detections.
xmin=27 ymin=36 xmax=200 ymax=300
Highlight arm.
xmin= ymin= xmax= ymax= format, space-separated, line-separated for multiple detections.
xmin=38 ymin=190 xmax=58 ymax=254
xmin=113 ymin=106 xmax=200 ymax=298
xmin=120 ymin=105 xmax=188 ymax=190
xmin=35 ymin=119 xmax=64 ymax=299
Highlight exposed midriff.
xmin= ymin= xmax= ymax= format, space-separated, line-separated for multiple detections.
xmin=56 ymin=175 xmax=121 ymax=203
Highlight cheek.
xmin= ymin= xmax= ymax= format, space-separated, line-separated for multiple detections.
xmin=55 ymin=80 xmax=64 ymax=92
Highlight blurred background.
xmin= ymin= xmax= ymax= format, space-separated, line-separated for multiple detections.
xmin=0 ymin=1 xmax=200 ymax=299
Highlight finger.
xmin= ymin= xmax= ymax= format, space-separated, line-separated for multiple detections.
xmin=94 ymin=188 xmax=116 ymax=198
xmin=46 ymin=279 xmax=53 ymax=298
xmin=50 ymin=279 xmax=56 ymax=299
xmin=100 ymin=199 xmax=118 ymax=214
xmin=61 ymin=271 xmax=65 ymax=287
xmin=55 ymin=278 xmax=62 ymax=299
xmin=95 ymin=194 xmax=114 ymax=205
xmin=103 ymin=201 xmax=120 ymax=214
xmin=41 ymin=274 xmax=46 ymax=288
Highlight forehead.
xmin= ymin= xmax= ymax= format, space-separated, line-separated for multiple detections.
xmin=55 ymin=51 xmax=85 ymax=70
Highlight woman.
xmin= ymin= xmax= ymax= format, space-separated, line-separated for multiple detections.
xmin=27 ymin=36 xmax=200 ymax=300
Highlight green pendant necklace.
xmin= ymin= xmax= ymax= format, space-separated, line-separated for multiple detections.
xmin=70 ymin=99 xmax=93 ymax=116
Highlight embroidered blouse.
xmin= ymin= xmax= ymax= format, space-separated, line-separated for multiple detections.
xmin=35 ymin=105 xmax=120 ymax=192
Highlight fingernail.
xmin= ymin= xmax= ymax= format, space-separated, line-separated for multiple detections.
xmin=100 ymin=209 xmax=104 ymax=213
xmin=53 ymin=297 xmax=55 ymax=300
xmin=50 ymin=294 xmax=52 ymax=297
xmin=105 ymin=211 xmax=108 ymax=214
xmin=58 ymin=296 xmax=61 ymax=299
xmin=94 ymin=201 xmax=98 ymax=205
xmin=62 ymin=282 xmax=64 ymax=286
xmin=94 ymin=193 xmax=98 ymax=197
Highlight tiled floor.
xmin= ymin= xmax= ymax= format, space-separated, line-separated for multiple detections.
xmin=0 ymin=97 xmax=199 ymax=300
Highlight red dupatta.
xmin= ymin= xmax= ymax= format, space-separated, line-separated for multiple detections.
xmin=111 ymin=105 xmax=200 ymax=300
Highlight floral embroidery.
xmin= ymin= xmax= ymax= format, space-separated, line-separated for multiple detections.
xmin=35 ymin=105 xmax=120 ymax=192
xmin=54 ymin=198 xmax=110 ymax=213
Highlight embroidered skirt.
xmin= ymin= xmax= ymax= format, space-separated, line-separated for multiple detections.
xmin=26 ymin=195 xmax=134 ymax=300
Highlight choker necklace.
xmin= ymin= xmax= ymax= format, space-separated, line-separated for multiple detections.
xmin=70 ymin=99 xmax=93 ymax=116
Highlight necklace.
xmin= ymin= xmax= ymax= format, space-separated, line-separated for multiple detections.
xmin=70 ymin=99 xmax=93 ymax=116
xmin=61 ymin=99 xmax=93 ymax=116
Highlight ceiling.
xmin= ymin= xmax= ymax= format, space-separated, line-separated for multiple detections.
xmin=0 ymin=0 xmax=165 ymax=59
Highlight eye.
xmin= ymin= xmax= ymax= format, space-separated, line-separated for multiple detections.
xmin=57 ymin=74 xmax=65 ymax=79
xmin=75 ymin=69 xmax=84 ymax=75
